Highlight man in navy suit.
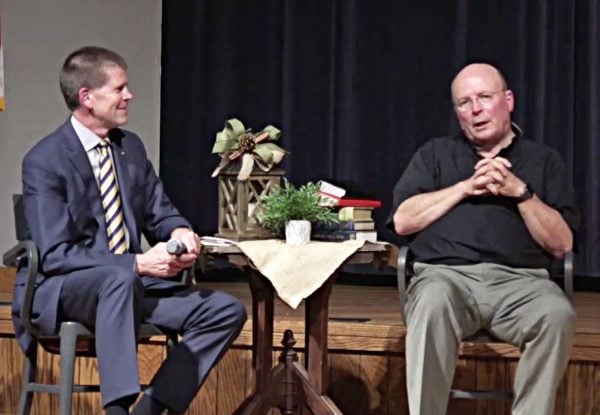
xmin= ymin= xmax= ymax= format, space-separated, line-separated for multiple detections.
xmin=12 ymin=46 xmax=247 ymax=415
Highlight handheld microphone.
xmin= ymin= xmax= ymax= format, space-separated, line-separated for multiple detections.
xmin=166 ymin=239 xmax=188 ymax=255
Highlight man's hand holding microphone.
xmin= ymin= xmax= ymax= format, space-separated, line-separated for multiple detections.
xmin=134 ymin=227 xmax=201 ymax=278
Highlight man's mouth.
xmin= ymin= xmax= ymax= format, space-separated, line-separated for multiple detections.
xmin=473 ymin=120 xmax=489 ymax=129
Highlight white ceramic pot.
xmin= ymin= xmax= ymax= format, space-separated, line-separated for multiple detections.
xmin=285 ymin=220 xmax=311 ymax=245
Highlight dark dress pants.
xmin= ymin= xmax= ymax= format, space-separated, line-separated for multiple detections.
xmin=58 ymin=264 xmax=247 ymax=412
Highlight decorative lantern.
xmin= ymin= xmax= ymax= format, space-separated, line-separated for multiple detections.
xmin=216 ymin=167 xmax=284 ymax=240
xmin=211 ymin=118 xmax=287 ymax=240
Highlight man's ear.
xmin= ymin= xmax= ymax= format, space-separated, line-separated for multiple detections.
xmin=505 ymin=89 xmax=515 ymax=112
xmin=79 ymin=88 xmax=93 ymax=110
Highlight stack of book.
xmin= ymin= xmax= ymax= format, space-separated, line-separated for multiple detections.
xmin=313 ymin=183 xmax=381 ymax=242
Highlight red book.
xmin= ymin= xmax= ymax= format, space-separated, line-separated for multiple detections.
xmin=336 ymin=198 xmax=382 ymax=208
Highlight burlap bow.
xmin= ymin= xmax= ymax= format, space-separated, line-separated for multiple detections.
xmin=211 ymin=118 xmax=286 ymax=181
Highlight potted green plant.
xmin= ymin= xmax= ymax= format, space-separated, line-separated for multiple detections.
xmin=256 ymin=180 xmax=339 ymax=244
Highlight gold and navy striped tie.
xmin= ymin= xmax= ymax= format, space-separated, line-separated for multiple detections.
xmin=98 ymin=140 xmax=127 ymax=254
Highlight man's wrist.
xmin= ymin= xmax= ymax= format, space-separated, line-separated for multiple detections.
xmin=171 ymin=227 xmax=191 ymax=239
xmin=456 ymin=180 xmax=471 ymax=198
xmin=134 ymin=255 xmax=141 ymax=274
xmin=514 ymin=183 xmax=534 ymax=203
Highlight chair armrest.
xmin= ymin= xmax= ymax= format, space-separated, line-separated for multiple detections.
xmin=563 ymin=251 xmax=574 ymax=302
xmin=2 ymin=240 xmax=42 ymax=338
xmin=397 ymin=246 xmax=412 ymax=325
xmin=3 ymin=240 xmax=36 ymax=268
xmin=180 ymin=265 xmax=195 ymax=286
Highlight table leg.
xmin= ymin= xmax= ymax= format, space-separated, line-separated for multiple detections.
xmin=239 ymin=268 xmax=342 ymax=415
xmin=235 ymin=269 xmax=277 ymax=415
xmin=248 ymin=268 xmax=274 ymax=393
xmin=304 ymin=272 xmax=342 ymax=414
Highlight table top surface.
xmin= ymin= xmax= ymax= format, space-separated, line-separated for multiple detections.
xmin=203 ymin=240 xmax=391 ymax=255
xmin=202 ymin=240 xmax=393 ymax=270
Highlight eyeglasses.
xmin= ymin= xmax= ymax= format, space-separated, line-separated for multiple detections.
xmin=454 ymin=90 xmax=506 ymax=112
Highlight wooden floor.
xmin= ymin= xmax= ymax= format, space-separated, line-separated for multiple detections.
xmin=0 ymin=273 xmax=599 ymax=414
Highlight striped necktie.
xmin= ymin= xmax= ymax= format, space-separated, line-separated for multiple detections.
xmin=98 ymin=139 xmax=127 ymax=254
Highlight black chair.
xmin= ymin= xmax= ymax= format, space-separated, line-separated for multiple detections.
xmin=396 ymin=246 xmax=573 ymax=401
xmin=3 ymin=195 xmax=185 ymax=415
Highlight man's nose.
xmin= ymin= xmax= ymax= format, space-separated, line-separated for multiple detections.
xmin=471 ymin=98 xmax=483 ymax=112
xmin=123 ymin=87 xmax=133 ymax=100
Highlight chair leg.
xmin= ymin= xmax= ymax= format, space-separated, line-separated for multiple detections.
xmin=166 ymin=333 xmax=178 ymax=354
xmin=59 ymin=326 xmax=79 ymax=415
xmin=165 ymin=334 xmax=178 ymax=415
xmin=17 ymin=349 xmax=37 ymax=415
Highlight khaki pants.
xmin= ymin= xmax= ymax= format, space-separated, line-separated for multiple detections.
xmin=405 ymin=262 xmax=575 ymax=415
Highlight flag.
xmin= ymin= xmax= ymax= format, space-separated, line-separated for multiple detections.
xmin=0 ymin=15 xmax=5 ymax=111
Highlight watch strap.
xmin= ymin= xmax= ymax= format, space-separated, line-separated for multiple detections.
xmin=515 ymin=184 xmax=534 ymax=203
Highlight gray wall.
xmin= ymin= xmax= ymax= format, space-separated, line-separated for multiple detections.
xmin=0 ymin=0 xmax=162 ymax=256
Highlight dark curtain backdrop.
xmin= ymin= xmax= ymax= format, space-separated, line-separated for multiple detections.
xmin=160 ymin=0 xmax=600 ymax=277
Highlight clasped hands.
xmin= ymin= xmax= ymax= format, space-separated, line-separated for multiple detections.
xmin=467 ymin=156 xmax=525 ymax=198
xmin=135 ymin=228 xmax=201 ymax=277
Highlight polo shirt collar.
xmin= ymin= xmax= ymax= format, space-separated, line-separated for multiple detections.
xmin=463 ymin=122 xmax=524 ymax=158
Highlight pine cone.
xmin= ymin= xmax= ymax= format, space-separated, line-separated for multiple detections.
xmin=239 ymin=134 xmax=256 ymax=153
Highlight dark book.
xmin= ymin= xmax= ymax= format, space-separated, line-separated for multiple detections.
xmin=312 ymin=230 xmax=377 ymax=243
xmin=314 ymin=220 xmax=375 ymax=232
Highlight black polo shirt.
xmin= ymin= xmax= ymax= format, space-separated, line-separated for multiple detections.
xmin=387 ymin=129 xmax=579 ymax=269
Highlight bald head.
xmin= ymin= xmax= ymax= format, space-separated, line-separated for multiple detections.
xmin=450 ymin=63 xmax=515 ymax=153
xmin=451 ymin=63 xmax=507 ymax=101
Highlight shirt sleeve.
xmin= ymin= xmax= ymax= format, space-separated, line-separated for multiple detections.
xmin=540 ymin=149 xmax=580 ymax=231
xmin=386 ymin=140 xmax=437 ymax=230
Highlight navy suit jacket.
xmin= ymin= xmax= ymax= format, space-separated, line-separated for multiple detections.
xmin=12 ymin=119 xmax=191 ymax=354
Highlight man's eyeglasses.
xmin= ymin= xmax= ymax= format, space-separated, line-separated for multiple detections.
xmin=454 ymin=90 xmax=506 ymax=112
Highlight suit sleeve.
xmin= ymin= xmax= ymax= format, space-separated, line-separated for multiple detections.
xmin=137 ymin=154 xmax=192 ymax=245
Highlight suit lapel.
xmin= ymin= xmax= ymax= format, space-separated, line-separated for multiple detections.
xmin=109 ymin=130 xmax=141 ymax=252
xmin=63 ymin=121 xmax=107 ymax=237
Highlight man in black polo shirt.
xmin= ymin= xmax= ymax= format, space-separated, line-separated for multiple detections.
xmin=389 ymin=63 xmax=578 ymax=415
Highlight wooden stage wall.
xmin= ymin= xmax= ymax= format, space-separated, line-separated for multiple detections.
xmin=0 ymin=277 xmax=599 ymax=414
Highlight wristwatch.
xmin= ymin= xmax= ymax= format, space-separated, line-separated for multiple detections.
xmin=515 ymin=184 xmax=534 ymax=203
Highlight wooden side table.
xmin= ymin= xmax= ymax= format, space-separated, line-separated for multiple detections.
xmin=203 ymin=242 xmax=391 ymax=415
